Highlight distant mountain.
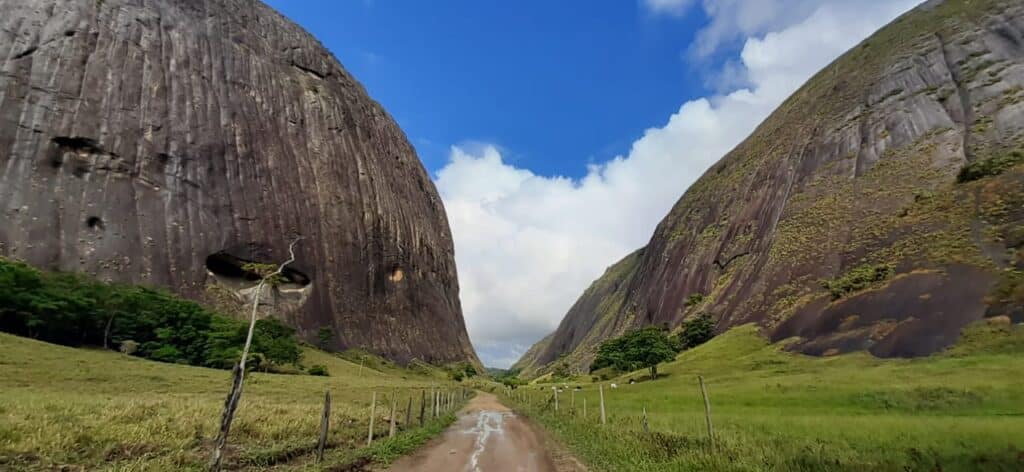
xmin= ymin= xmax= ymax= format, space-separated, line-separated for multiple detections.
xmin=517 ymin=0 xmax=1024 ymax=377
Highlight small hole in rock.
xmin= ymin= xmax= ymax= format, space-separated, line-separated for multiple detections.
xmin=388 ymin=265 xmax=404 ymax=282
xmin=86 ymin=216 xmax=104 ymax=230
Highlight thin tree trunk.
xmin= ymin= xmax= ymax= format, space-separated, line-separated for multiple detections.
xmin=103 ymin=314 xmax=114 ymax=350
xmin=211 ymin=238 xmax=301 ymax=472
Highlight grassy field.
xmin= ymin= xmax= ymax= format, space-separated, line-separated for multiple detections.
xmin=0 ymin=333 xmax=470 ymax=471
xmin=499 ymin=322 xmax=1024 ymax=471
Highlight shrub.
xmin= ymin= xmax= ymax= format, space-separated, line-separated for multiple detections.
xmin=957 ymin=150 xmax=1024 ymax=183
xmin=446 ymin=361 xmax=477 ymax=382
xmin=0 ymin=257 xmax=301 ymax=370
xmin=675 ymin=313 xmax=715 ymax=351
xmin=822 ymin=263 xmax=895 ymax=300
xmin=684 ymin=293 xmax=705 ymax=307
xmin=307 ymin=364 xmax=329 ymax=376
xmin=317 ymin=327 xmax=333 ymax=349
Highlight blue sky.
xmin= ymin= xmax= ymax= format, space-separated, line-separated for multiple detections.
xmin=265 ymin=0 xmax=921 ymax=367
xmin=264 ymin=0 xmax=713 ymax=177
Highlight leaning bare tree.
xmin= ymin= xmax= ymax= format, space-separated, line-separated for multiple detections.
xmin=210 ymin=237 xmax=302 ymax=471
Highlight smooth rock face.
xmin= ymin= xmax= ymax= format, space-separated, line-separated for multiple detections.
xmin=518 ymin=0 xmax=1024 ymax=375
xmin=0 ymin=0 xmax=479 ymax=366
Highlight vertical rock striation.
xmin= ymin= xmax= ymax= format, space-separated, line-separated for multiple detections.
xmin=0 ymin=0 xmax=479 ymax=366
xmin=519 ymin=0 xmax=1024 ymax=376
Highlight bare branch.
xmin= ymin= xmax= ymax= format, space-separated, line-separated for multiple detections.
xmin=210 ymin=236 xmax=302 ymax=471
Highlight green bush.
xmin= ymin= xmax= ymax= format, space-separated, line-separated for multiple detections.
xmin=446 ymin=361 xmax=477 ymax=382
xmin=957 ymin=150 xmax=1024 ymax=183
xmin=822 ymin=263 xmax=895 ymax=300
xmin=684 ymin=293 xmax=705 ymax=307
xmin=0 ymin=257 xmax=301 ymax=369
xmin=307 ymin=364 xmax=329 ymax=376
xmin=675 ymin=313 xmax=715 ymax=351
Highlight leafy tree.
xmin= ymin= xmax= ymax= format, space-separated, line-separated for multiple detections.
xmin=447 ymin=361 xmax=477 ymax=382
xmin=317 ymin=327 xmax=333 ymax=349
xmin=552 ymin=358 xmax=571 ymax=379
xmin=490 ymin=368 xmax=524 ymax=388
xmin=676 ymin=313 xmax=716 ymax=351
xmin=0 ymin=257 xmax=302 ymax=370
xmin=592 ymin=327 xmax=678 ymax=380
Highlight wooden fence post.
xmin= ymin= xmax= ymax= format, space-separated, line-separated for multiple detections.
xmin=367 ymin=391 xmax=377 ymax=446
xmin=405 ymin=395 xmax=413 ymax=429
xmin=571 ymin=389 xmax=575 ymax=411
xmin=599 ymin=384 xmax=606 ymax=425
xmin=554 ymin=389 xmax=559 ymax=412
xmin=388 ymin=392 xmax=397 ymax=438
xmin=420 ymin=390 xmax=426 ymax=425
xmin=698 ymin=376 xmax=714 ymax=449
xmin=642 ymin=407 xmax=649 ymax=433
xmin=583 ymin=397 xmax=587 ymax=419
xmin=316 ymin=390 xmax=331 ymax=462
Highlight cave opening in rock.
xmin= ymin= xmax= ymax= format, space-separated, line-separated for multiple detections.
xmin=204 ymin=251 xmax=311 ymax=286
xmin=86 ymin=216 xmax=104 ymax=230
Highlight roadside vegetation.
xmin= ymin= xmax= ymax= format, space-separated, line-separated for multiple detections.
xmin=501 ymin=322 xmax=1024 ymax=471
xmin=0 ymin=332 xmax=467 ymax=470
xmin=0 ymin=258 xmax=471 ymax=470
xmin=0 ymin=257 xmax=301 ymax=371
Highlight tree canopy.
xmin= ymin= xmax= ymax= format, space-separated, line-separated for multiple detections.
xmin=591 ymin=326 xmax=677 ymax=380
xmin=0 ymin=257 xmax=301 ymax=370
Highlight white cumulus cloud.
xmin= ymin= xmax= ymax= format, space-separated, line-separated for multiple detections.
xmin=438 ymin=0 xmax=921 ymax=367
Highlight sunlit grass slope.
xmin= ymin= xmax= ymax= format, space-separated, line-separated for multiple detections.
xmin=502 ymin=323 xmax=1024 ymax=471
xmin=0 ymin=333 xmax=464 ymax=471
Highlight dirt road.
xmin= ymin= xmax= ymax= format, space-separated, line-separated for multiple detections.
xmin=387 ymin=392 xmax=585 ymax=472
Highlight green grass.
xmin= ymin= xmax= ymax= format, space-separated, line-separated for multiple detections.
xmin=0 ymin=333 xmax=469 ymax=471
xmin=499 ymin=323 xmax=1024 ymax=471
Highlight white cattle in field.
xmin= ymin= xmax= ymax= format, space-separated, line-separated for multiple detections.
xmin=610 ymin=383 xmax=618 ymax=389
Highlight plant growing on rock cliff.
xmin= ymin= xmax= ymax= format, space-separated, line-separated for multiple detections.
xmin=957 ymin=150 xmax=1024 ymax=183
xmin=822 ymin=263 xmax=895 ymax=300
